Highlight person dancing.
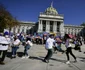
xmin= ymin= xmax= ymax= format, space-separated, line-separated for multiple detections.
xmin=64 ymin=34 xmax=77 ymax=64
xmin=43 ymin=34 xmax=55 ymax=63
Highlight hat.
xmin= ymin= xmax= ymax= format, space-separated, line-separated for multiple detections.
xmin=49 ymin=34 xmax=54 ymax=37
xmin=4 ymin=31 xmax=9 ymax=35
xmin=0 ymin=33 xmax=2 ymax=36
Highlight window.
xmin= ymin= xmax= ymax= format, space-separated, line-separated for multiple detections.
xmin=43 ymin=20 xmax=46 ymax=31
xmin=50 ymin=21 xmax=53 ymax=32
xmin=22 ymin=27 xmax=24 ymax=32
xmin=57 ymin=22 xmax=60 ymax=32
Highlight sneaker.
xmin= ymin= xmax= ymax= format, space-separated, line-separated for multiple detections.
xmin=21 ymin=56 xmax=25 ymax=59
xmin=79 ymin=50 xmax=82 ymax=52
xmin=11 ymin=55 xmax=16 ymax=59
xmin=74 ymin=59 xmax=77 ymax=63
xmin=66 ymin=61 xmax=70 ymax=64
xmin=43 ymin=59 xmax=49 ymax=63
xmin=25 ymin=56 xmax=30 ymax=58
xmin=62 ymin=51 xmax=65 ymax=54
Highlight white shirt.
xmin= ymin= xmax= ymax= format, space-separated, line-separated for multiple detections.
xmin=0 ymin=36 xmax=9 ymax=50
xmin=13 ymin=39 xmax=20 ymax=46
xmin=26 ymin=40 xmax=33 ymax=47
xmin=45 ymin=37 xmax=55 ymax=49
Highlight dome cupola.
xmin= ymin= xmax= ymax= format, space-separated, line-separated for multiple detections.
xmin=45 ymin=2 xmax=58 ymax=15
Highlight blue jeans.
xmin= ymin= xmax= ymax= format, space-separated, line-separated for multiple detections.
xmin=24 ymin=45 xmax=30 ymax=56
xmin=12 ymin=46 xmax=19 ymax=56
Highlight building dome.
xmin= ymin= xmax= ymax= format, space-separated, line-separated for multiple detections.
xmin=45 ymin=3 xmax=58 ymax=15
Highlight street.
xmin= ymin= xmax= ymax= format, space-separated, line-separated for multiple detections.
xmin=0 ymin=44 xmax=85 ymax=70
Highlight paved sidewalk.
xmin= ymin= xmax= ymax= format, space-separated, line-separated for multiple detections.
xmin=0 ymin=44 xmax=85 ymax=70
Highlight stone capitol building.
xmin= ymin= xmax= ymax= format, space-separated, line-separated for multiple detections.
xmin=11 ymin=3 xmax=84 ymax=37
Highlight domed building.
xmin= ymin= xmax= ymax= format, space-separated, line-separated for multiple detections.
xmin=11 ymin=3 xmax=84 ymax=37
xmin=38 ymin=3 xmax=64 ymax=36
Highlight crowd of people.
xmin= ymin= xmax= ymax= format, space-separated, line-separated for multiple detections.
xmin=0 ymin=32 xmax=84 ymax=65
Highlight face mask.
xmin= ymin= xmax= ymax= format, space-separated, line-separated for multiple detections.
xmin=5 ymin=35 xmax=9 ymax=38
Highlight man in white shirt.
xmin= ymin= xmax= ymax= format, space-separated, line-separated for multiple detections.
xmin=0 ymin=33 xmax=10 ymax=65
xmin=43 ymin=34 xmax=55 ymax=63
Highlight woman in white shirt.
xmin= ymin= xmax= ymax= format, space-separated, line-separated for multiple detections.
xmin=22 ymin=38 xmax=33 ymax=59
xmin=11 ymin=36 xmax=20 ymax=58
xmin=64 ymin=34 xmax=77 ymax=64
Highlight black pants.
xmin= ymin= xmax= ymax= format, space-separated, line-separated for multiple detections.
xmin=66 ymin=47 xmax=76 ymax=61
xmin=36 ymin=38 xmax=39 ymax=44
xmin=44 ymin=40 xmax=46 ymax=44
xmin=44 ymin=49 xmax=53 ymax=61
xmin=0 ymin=50 xmax=7 ymax=62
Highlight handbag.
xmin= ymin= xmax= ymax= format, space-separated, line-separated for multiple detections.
xmin=28 ymin=41 xmax=33 ymax=47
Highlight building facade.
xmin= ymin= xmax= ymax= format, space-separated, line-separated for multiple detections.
xmin=11 ymin=21 xmax=36 ymax=34
xmin=64 ymin=25 xmax=84 ymax=36
xmin=11 ymin=4 xmax=84 ymax=36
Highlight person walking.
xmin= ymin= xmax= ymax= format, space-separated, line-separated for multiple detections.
xmin=54 ymin=37 xmax=64 ymax=53
xmin=64 ymin=34 xmax=77 ymax=64
xmin=11 ymin=36 xmax=20 ymax=58
xmin=22 ymin=37 xmax=33 ymax=59
xmin=0 ymin=32 xmax=10 ymax=65
xmin=43 ymin=34 xmax=55 ymax=63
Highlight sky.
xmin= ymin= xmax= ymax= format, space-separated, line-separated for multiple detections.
xmin=0 ymin=0 xmax=85 ymax=25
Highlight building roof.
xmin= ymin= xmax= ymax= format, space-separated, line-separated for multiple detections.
xmin=18 ymin=21 xmax=36 ymax=24
xmin=64 ymin=24 xmax=84 ymax=28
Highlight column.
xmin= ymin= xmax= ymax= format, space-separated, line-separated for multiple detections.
xmin=40 ymin=20 xmax=43 ymax=32
xmin=66 ymin=28 xmax=67 ymax=34
xmin=38 ymin=20 xmax=41 ymax=32
xmin=60 ymin=22 xmax=64 ymax=36
xmin=15 ymin=26 xmax=18 ymax=33
xmin=24 ymin=26 xmax=27 ymax=34
xmin=46 ymin=21 xmax=50 ymax=32
xmin=76 ymin=29 xmax=78 ymax=35
xmin=53 ymin=21 xmax=57 ymax=33
xmin=70 ymin=28 xmax=71 ymax=34
xmin=38 ymin=20 xmax=43 ymax=33
xmin=70 ymin=28 xmax=72 ymax=34
xmin=48 ymin=21 xmax=50 ymax=32
xmin=18 ymin=26 xmax=20 ymax=33
xmin=65 ymin=28 xmax=67 ymax=34
xmin=75 ymin=29 xmax=77 ymax=36
xmin=73 ymin=29 xmax=74 ymax=35
xmin=56 ymin=21 xmax=57 ymax=33
xmin=19 ymin=26 xmax=23 ymax=33
xmin=16 ymin=26 xmax=19 ymax=33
